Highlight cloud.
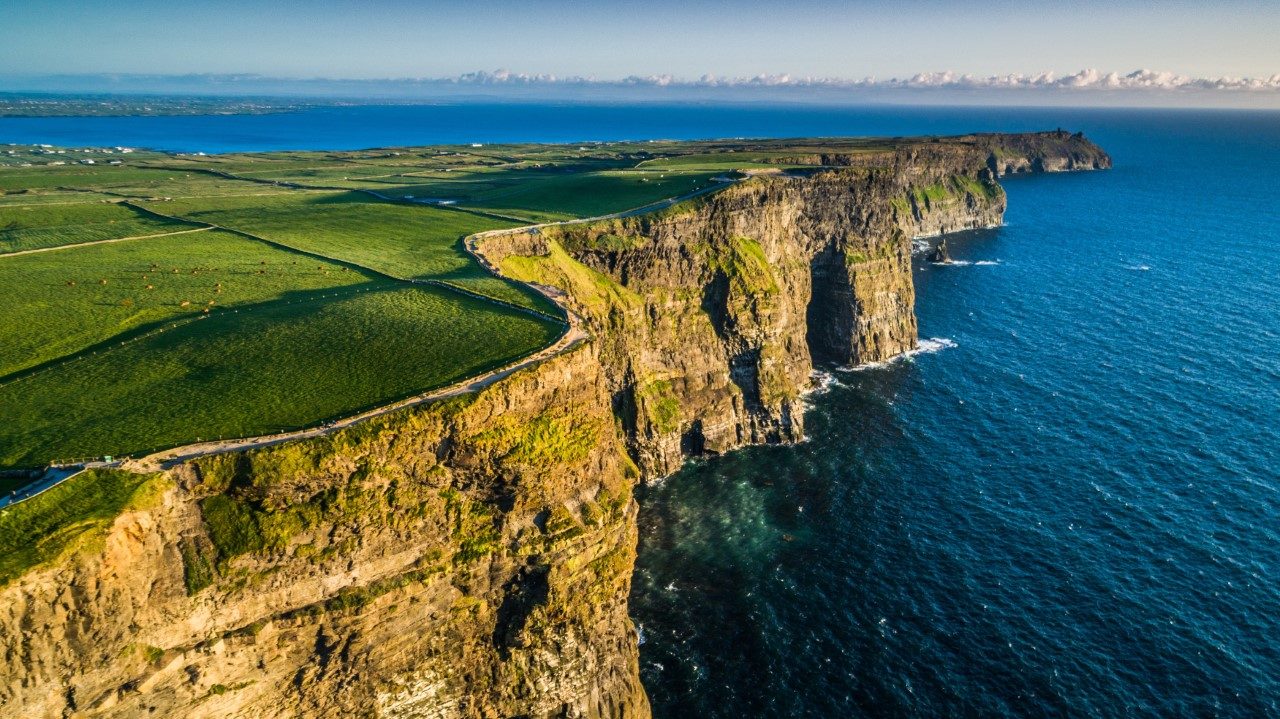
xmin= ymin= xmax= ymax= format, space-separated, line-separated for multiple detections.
xmin=9 ymin=68 xmax=1279 ymax=108
xmin=443 ymin=67 xmax=1280 ymax=93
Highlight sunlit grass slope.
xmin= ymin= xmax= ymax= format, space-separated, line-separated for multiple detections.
xmin=0 ymin=229 xmax=367 ymax=377
xmin=151 ymin=193 xmax=552 ymax=312
xmin=0 ymin=285 xmax=559 ymax=467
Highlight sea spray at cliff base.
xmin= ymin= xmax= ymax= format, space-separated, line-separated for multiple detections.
xmin=631 ymin=109 xmax=1280 ymax=717
xmin=838 ymin=337 xmax=958 ymax=373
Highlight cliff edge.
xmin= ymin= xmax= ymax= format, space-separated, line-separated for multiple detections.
xmin=0 ymin=132 xmax=1109 ymax=718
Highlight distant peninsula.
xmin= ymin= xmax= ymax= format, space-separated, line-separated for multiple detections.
xmin=0 ymin=93 xmax=312 ymax=117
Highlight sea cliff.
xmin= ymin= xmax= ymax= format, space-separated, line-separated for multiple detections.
xmin=0 ymin=132 xmax=1108 ymax=718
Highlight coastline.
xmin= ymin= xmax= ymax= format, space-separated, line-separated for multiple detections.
xmin=0 ymin=132 xmax=1109 ymax=718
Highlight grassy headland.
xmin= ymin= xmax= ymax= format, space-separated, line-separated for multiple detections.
xmin=0 ymin=135 xmax=942 ymax=468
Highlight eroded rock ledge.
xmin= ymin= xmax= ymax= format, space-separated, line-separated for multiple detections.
xmin=0 ymin=132 xmax=1108 ymax=719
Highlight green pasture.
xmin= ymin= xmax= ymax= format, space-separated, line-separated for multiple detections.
xmin=154 ymin=192 xmax=501 ymax=278
xmin=0 ymin=228 xmax=365 ymax=378
xmin=0 ymin=165 xmax=178 ymax=192
xmin=149 ymin=192 xmax=552 ymax=312
xmin=0 ymin=201 xmax=195 ymax=253
xmin=449 ymin=169 xmax=721 ymax=221
xmin=0 ymin=285 xmax=559 ymax=467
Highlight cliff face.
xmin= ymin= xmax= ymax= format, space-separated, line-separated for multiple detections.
xmin=483 ymin=143 xmax=1017 ymax=477
xmin=0 ymin=133 xmax=1108 ymax=719
xmin=972 ymin=130 xmax=1113 ymax=176
xmin=1 ymin=346 xmax=648 ymax=718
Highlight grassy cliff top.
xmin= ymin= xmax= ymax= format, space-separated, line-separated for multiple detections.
xmin=0 ymin=132 xmax=1106 ymax=469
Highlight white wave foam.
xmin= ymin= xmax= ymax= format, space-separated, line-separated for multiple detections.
xmin=840 ymin=337 xmax=957 ymax=372
xmin=1125 ymin=264 xmax=1152 ymax=271
xmin=915 ymin=337 xmax=958 ymax=354
xmin=810 ymin=371 xmax=844 ymax=393
xmin=930 ymin=259 xmax=1001 ymax=267
xmin=803 ymin=370 xmax=845 ymax=406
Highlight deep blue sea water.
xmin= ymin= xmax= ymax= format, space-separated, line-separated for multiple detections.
xmin=4 ymin=104 xmax=1278 ymax=716
xmin=628 ymin=111 xmax=1280 ymax=717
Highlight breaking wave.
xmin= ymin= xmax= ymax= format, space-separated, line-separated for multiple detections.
xmin=930 ymin=259 xmax=1001 ymax=267
xmin=840 ymin=337 xmax=957 ymax=372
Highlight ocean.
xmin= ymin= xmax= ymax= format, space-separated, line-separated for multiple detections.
xmin=5 ymin=103 xmax=1278 ymax=716
xmin=629 ymin=110 xmax=1280 ymax=717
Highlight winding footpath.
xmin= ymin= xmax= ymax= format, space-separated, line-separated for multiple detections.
xmin=3 ymin=176 xmax=738 ymax=503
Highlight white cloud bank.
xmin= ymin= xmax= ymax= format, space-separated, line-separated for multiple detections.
xmin=453 ymin=68 xmax=1280 ymax=93
xmin=9 ymin=68 xmax=1280 ymax=108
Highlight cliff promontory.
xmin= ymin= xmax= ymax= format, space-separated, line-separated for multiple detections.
xmin=483 ymin=131 xmax=1108 ymax=477
xmin=0 ymin=132 xmax=1108 ymax=718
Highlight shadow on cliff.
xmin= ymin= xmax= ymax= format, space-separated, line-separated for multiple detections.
xmin=493 ymin=564 xmax=551 ymax=656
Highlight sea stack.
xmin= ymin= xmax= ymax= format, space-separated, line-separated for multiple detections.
xmin=930 ymin=238 xmax=952 ymax=263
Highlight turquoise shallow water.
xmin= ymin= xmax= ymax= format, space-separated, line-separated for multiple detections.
xmin=631 ymin=111 xmax=1280 ymax=716
xmin=5 ymin=103 xmax=1278 ymax=716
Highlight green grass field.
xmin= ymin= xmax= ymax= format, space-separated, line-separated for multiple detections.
xmin=154 ymin=193 xmax=500 ymax=278
xmin=0 ymin=146 xmax=591 ymax=469
xmin=173 ymin=150 xmax=720 ymax=222
xmin=0 ymin=201 xmax=196 ymax=253
xmin=0 ymin=165 xmax=179 ymax=193
xmin=0 ymin=138 xmax=839 ymax=471
xmin=0 ymin=228 xmax=368 ymax=378
xmin=0 ymin=285 xmax=559 ymax=467
xmin=317 ymin=167 xmax=720 ymax=222
xmin=637 ymin=151 xmax=817 ymax=171
xmin=453 ymin=169 xmax=720 ymax=221
xmin=149 ymin=192 xmax=554 ymax=312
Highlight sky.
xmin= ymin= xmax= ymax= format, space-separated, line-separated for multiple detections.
xmin=2 ymin=0 xmax=1278 ymax=106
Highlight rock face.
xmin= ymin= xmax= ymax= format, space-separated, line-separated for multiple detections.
xmin=488 ymin=173 xmax=925 ymax=477
xmin=930 ymin=239 xmax=953 ymax=264
xmin=1 ymin=347 xmax=648 ymax=718
xmin=484 ymin=134 xmax=1099 ymax=477
xmin=974 ymin=129 xmax=1113 ymax=176
xmin=0 ymin=133 xmax=1108 ymax=719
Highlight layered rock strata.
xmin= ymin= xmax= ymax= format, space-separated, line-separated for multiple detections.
xmin=0 ymin=132 xmax=1108 ymax=719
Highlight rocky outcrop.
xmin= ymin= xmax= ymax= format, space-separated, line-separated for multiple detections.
xmin=930 ymin=239 xmax=952 ymax=264
xmin=974 ymin=130 xmax=1113 ymax=176
xmin=0 ymin=133 xmax=1108 ymax=719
